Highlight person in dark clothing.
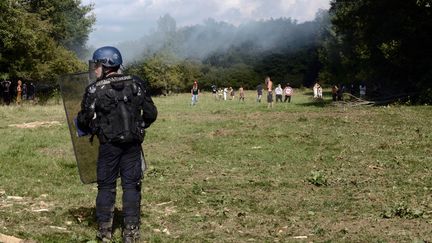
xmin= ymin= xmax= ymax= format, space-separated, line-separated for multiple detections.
xmin=77 ymin=46 xmax=157 ymax=243
xmin=22 ymin=83 xmax=27 ymax=100
xmin=27 ymin=82 xmax=35 ymax=100
xmin=256 ymin=84 xmax=263 ymax=102
xmin=1 ymin=80 xmax=12 ymax=105
xmin=332 ymin=85 xmax=338 ymax=101
xmin=211 ymin=84 xmax=217 ymax=100
xmin=337 ymin=84 xmax=345 ymax=101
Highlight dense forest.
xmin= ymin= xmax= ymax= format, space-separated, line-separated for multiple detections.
xmin=321 ymin=0 xmax=432 ymax=101
xmin=1 ymin=0 xmax=431 ymax=102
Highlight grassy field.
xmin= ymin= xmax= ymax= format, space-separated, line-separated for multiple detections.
xmin=1 ymin=90 xmax=432 ymax=242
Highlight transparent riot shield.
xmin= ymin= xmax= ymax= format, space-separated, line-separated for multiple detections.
xmin=59 ymin=72 xmax=147 ymax=184
xmin=59 ymin=72 xmax=98 ymax=184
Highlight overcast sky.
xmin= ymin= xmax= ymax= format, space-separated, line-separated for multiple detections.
xmin=81 ymin=0 xmax=330 ymax=47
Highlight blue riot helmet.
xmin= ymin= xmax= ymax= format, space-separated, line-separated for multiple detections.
xmin=92 ymin=46 xmax=123 ymax=67
xmin=89 ymin=46 xmax=123 ymax=80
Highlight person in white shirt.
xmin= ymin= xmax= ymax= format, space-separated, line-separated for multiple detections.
xmin=317 ymin=84 xmax=323 ymax=99
xmin=275 ymin=84 xmax=283 ymax=102
xmin=313 ymin=82 xmax=319 ymax=98
xmin=283 ymin=84 xmax=293 ymax=103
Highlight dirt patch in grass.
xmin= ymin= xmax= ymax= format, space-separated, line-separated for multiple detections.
xmin=208 ymin=128 xmax=235 ymax=137
xmin=315 ymin=217 xmax=432 ymax=241
xmin=37 ymin=147 xmax=68 ymax=158
xmin=0 ymin=233 xmax=35 ymax=243
xmin=8 ymin=121 xmax=61 ymax=129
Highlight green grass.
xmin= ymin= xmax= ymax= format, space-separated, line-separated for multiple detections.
xmin=1 ymin=90 xmax=432 ymax=242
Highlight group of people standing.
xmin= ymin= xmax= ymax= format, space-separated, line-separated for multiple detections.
xmin=331 ymin=83 xmax=367 ymax=101
xmin=192 ymin=76 xmax=294 ymax=107
xmin=260 ymin=76 xmax=294 ymax=108
xmin=192 ymin=78 xmax=369 ymax=106
xmin=209 ymin=85 xmax=246 ymax=102
xmin=1 ymin=80 xmax=35 ymax=105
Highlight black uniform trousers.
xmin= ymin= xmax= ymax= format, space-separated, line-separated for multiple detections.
xmin=96 ymin=142 xmax=143 ymax=226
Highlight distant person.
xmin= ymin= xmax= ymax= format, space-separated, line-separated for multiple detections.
xmin=317 ymin=84 xmax=323 ymax=99
xmin=27 ymin=82 xmax=35 ymax=100
xmin=229 ymin=87 xmax=235 ymax=100
xmin=275 ymin=84 xmax=283 ymax=102
xmin=313 ymin=82 xmax=319 ymax=98
xmin=1 ymin=80 xmax=11 ymax=105
xmin=223 ymin=87 xmax=228 ymax=101
xmin=283 ymin=83 xmax=293 ymax=103
xmin=16 ymin=80 xmax=22 ymax=105
xmin=239 ymin=86 xmax=245 ymax=102
xmin=337 ymin=84 xmax=345 ymax=101
xmin=217 ymin=88 xmax=223 ymax=100
xmin=359 ymin=84 xmax=366 ymax=98
xmin=22 ymin=83 xmax=27 ymax=100
xmin=211 ymin=84 xmax=217 ymax=100
xmin=191 ymin=81 xmax=199 ymax=106
xmin=331 ymin=85 xmax=339 ymax=101
xmin=265 ymin=76 xmax=273 ymax=108
xmin=256 ymin=84 xmax=263 ymax=102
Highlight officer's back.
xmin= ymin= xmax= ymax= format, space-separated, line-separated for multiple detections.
xmin=77 ymin=46 xmax=157 ymax=243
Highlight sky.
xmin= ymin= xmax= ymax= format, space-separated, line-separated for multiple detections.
xmin=81 ymin=0 xmax=331 ymax=47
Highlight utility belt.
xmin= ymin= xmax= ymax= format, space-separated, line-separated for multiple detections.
xmin=91 ymin=120 xmax=145 ymax=144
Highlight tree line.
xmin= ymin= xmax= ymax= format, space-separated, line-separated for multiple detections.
xmin=123 ymin=0 xmax=431 ymax=102
xmin=122 ymin=13 xmax=326 ymax=94
xmin=319 ymin=0 xmax=432 ymax=102
xmin=1 ymin=0 xmax=431 ymax=102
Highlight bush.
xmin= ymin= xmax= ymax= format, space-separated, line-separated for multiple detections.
xmin=307 ymin=171 xmax=328 ymax=187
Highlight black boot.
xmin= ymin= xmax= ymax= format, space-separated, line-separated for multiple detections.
xmin=123 ymin=224 xmax=140 ymax=243
xmin=97 ymin=222 xmax=112 ymax=242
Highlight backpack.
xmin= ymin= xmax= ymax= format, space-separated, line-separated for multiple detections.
xmin=93 ymin=75 xmax=146 ymax=143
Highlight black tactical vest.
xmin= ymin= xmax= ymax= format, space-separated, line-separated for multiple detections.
xmin=92 ymin=75 xmax=146 ymax=144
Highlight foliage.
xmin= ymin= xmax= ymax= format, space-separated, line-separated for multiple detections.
xmin=320 ymin=0 xmax=432 ymax=96
xmin=125 ymin=52 xmax=183 ymax=94
xmin=0 ymin=0 xmax=93 ymax=83
xmin=307 ymin=171 xmax=328 ymax=187
xmin=23 ymin=0 xmax=95 ymax=58
xmin=199 ymin=64 xmax=260 ymax=90
xmin=418 ymin=88 xmax=432 ymax=104
xmin=381 ymin=202 xmax=424 ymax=219
xmin=0 ymin=73 xmax=10 ymax=81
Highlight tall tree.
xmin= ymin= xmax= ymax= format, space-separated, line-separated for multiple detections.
xmin=0 ymin=0 xmax=93 ymax=82
xmin=23 ymin=0 xmax=95 ymax=58
xmin=321 ymin=0 xmax=432 ymax=96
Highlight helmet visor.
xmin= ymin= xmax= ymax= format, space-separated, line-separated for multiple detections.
xmin=88 ymin=60 xmax=97 ymax=81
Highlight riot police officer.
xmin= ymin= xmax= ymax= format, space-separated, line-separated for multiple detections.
xmin=77 ymin=46 xmax=157 ymax=242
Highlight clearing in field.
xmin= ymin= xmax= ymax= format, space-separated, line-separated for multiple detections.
xmin=0 ymin=90 xmax=431 ymax=242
